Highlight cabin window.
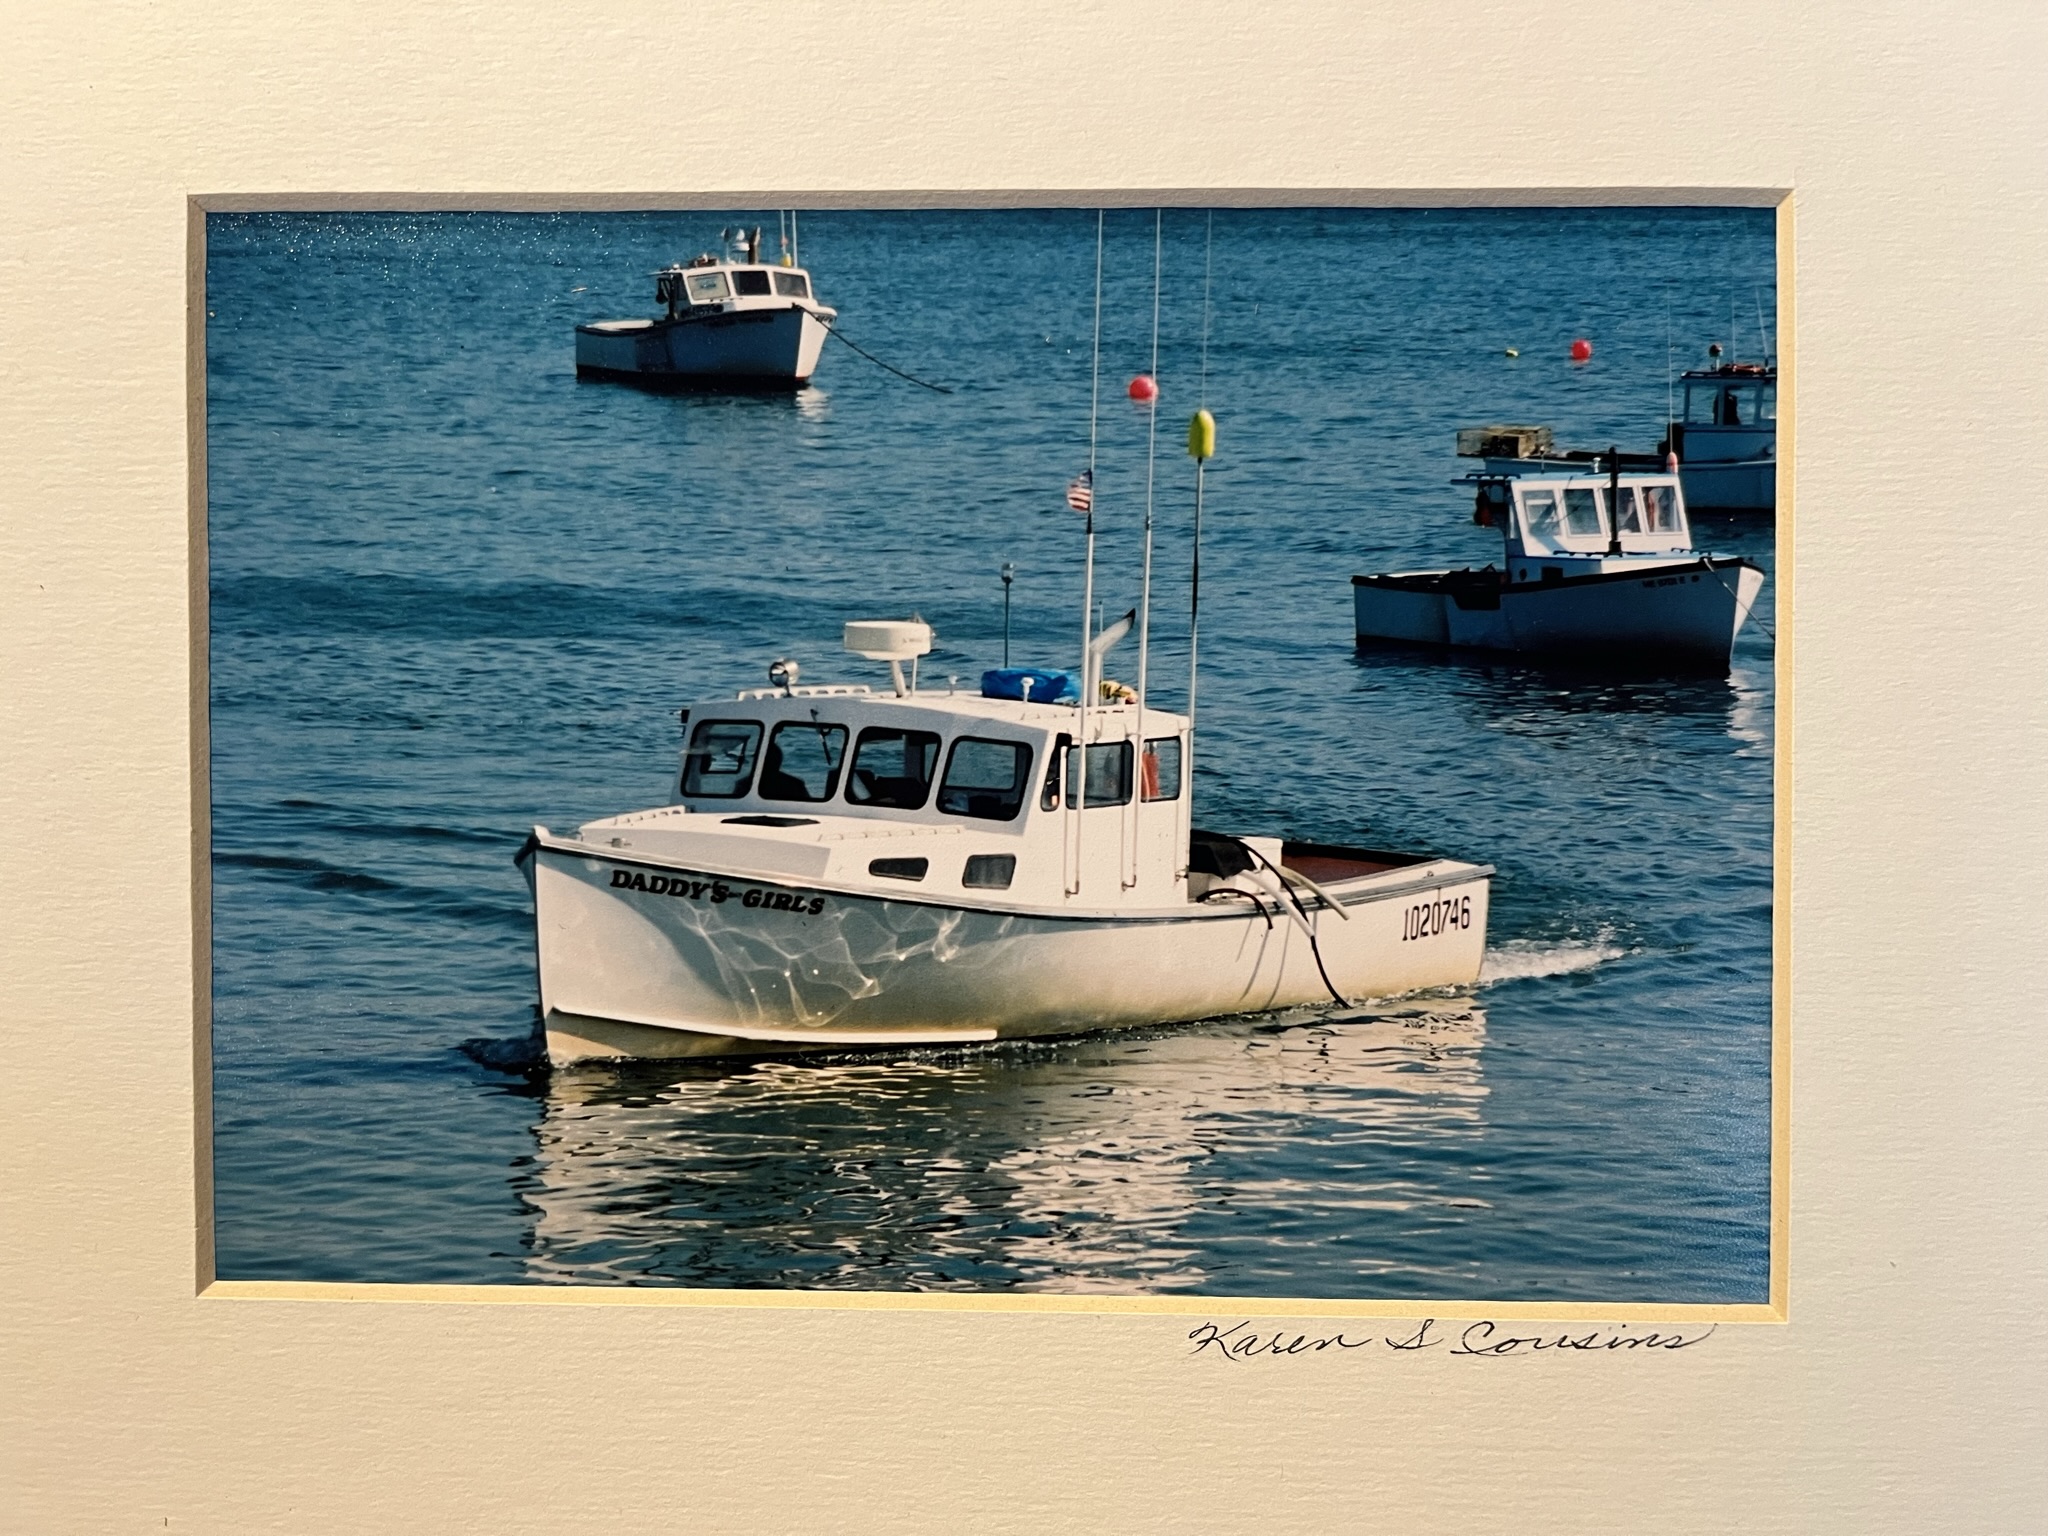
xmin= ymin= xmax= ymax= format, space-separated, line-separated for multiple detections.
xmin=1562 ymin=488 xmax=1604 ymax=537
xmin=1641 ymin=484 xmax=1682 ymax=533
xmin=773 ymin=271 xmax=811 ymax=299
xmin=1040 ymin=733 xmax=1072 ymax=810
xmin=685 ymin=271 xmax=730 ymax=303
xmin=759 ymin=722 xmax=847 ymax=802
xmin=938 ymin=737 xmax=1033 ymax=821
xmin=1611 ymin=486 xmax=1642 ymax=534
xmin=962 ymin=853 xmax=1016 ymax=890
xmin=1717 ymin=388 xmax=1743 ymax=425
xmin=846 ymin=727 xmax=940 ymax=809
xmin=731 ymin=269 xmax=772 ymax=296
xmin=868 ymin=857 xmax=928 ymax=882
xmin=1064 ymin=740 xmax=1133 ymax=808
xmin=682 ymin=719 xmax=762 ymax=798
xmin=1756 ymin=385 xmax=1776 ymax=421
xmin=1142 ymin=736 xmax=1182 ymax=801
xmin=1520 ymin=488 xmax=1561 ymax=539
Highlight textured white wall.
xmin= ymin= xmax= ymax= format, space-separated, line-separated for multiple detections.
xmin=4 ymin=3 xmax=2045 ymax=1531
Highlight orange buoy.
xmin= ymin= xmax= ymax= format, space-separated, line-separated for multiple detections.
xmin=1570 ymin=338 xmax=1593 ymax=363
xmin=1128 ymin=374 xmax=1158 ymax=403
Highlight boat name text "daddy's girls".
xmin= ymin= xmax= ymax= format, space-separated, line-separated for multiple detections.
xmin=1401 ymin=893 xmax=1473 ymax=942
xmin=609 ymin=867 xmax=825 ymax=914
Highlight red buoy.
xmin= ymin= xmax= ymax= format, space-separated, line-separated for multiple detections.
xmin=1127 ymin=374 xmax=1158 ymax=403
xmin=1570 ymin=338 xmax=1593 ymax=363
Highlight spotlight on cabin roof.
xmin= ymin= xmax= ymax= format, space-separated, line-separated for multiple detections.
xmin=843 ymin=620 xmax=933 ymax=661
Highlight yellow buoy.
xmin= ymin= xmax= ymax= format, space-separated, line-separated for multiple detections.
xmin=1187 ymin=408 xmax=1216 ymax=461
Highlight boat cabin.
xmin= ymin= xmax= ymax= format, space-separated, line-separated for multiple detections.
xmin=571 ymin=621 xmax=1197 ymax=910
xmin=652 ymin=258 xmax=817 ymax=320
xmin=1469 ymin=469 xmax=1694 ymax=572
xmin=596 ymin=686 xmax=1194 ymax=910
xmin=1680 ymin=363 xmax=1776 ymax=430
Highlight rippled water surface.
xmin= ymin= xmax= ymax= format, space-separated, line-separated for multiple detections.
xmin=209 ymin=207 xmax=1775 ymax=1298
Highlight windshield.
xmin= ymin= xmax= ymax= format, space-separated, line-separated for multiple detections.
xmin=682 ymin=720 xmax=761 ymax=797
xmin=1562 ymin=488 xmax=1604 ymax=537
xmin=846 ymin=727 xmax=940 ymax=810
xmin=685 ymin=271 xmax=730 ymax=303
xmin=1641 ymin=483 xmax=1683 ymax=533
xmin=938 ymin=737 xmax=1033 ymax=821
xmin=1520 ymin=488 xmax=1562 ymax=539
xmin=759 ymin=722 xmax=847 ymax=802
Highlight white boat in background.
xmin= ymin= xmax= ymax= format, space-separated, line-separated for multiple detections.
xmin=517 ymin=620 xmax=1492 ymax=1064
xmin=1656 ymin=359 xmax=1777 ymax=511
xmin=1353 ymin=461 xmax=1765 ymax=669
xmin=1457 ymin=351 xmax=1778 ymax=513
xmin=575 ymin=225 xmax=836 ymax=390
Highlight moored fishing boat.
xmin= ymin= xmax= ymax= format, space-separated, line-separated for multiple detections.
xmin=1456 ymin=350 xmax=1778 ymax=513
xmin=1353 ymin=459 xmax=1766 ymax=669
xmin=1656 ymin=359 xmax=1776 ymax=511
xmin=574 ymin=222 xmax=836 ymax=389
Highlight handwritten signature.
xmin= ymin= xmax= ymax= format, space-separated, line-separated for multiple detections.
xmin=1187 ymin=1317 xmax=1717 ymax=1361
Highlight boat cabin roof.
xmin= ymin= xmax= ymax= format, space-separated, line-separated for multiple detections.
xmin=1679 ymin=362 xmax=1774 ymax=382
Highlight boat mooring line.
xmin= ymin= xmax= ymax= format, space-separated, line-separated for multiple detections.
xmin=1234 ymin=838 xmax=1354 ymax=1009
xmin=1702 ymin=556 xmax=1775 ymax=642
xmin=821 ymin=324 xmax=953 ymax=393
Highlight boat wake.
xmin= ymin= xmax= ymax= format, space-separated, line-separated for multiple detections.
xmin=1478 ymin=932 xmax=1626 ymax=985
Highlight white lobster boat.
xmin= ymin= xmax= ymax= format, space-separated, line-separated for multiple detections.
xmin=1353 ymin=463 xmax=1766 ymax=668
xmin=1458 ymin=355 xmax=1777 ymax=513
xmin=517 ymin=621 xmax=1493 ymax=1065
xmin=574 ymin=226 xmax=835 ymax=389
xmin=1658 ymin=361 xmax=1776 ymax=511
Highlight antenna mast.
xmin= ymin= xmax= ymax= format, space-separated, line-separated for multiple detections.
xmin=1184 ymin=212 xmax=1216 ymax=877
xmin=1129 ymin=210 xmax=1163 ymax=888
xmin=1070 ymin=210 xmax=1105 ymax=896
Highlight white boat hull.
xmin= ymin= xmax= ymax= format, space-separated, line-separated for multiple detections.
xmin=574 ymin=305 xmax=830 ymax=388
xmin=1353 ymin=557 xmax=1765 ymax=667
xmin=522 ymin=840 xmax=1491 ymax=1064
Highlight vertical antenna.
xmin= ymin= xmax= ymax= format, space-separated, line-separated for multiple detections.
xmin=791 ymin=209 xmax=800 ymax=268
xmin=1190 ymin=210 xmax=1214 ymax=731
xmin=1129 ymin=209 xmax=1162 ymax=888
xmin=1001 ymin=562 xmax=1015 ymax=667
xmin=1184 ymin=211 xmax=1215 ymax=877
xmin=1070 ymin=209 xmax=1105 ymax=896
xmin=1665 ymin=300 xmax=1675 ymax=446
xmin=1755 ymin=286 xmax=1773 ymax=366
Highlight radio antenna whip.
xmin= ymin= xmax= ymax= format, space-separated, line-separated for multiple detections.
xmin=1070 ymin=209 xmax=1105 ymax=895
xmin=1129 ymin=209 xmax=1163 ymax=888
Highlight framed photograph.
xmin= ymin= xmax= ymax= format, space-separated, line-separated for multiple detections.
xmin=203 ymin=201 xmax=1781 ymax=1312
xmin=9 ymin=6 xmax=2040 ymax=1531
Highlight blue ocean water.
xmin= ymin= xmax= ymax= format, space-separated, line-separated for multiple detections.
xmin=207 ymin=206 xmax=1775 ymax=1298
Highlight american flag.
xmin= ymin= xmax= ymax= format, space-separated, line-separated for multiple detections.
xmin=1065 ymin=469 xmax=1093 ymax=513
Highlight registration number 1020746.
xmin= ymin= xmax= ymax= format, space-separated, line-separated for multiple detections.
xmin=1401 ymin=893 xmax=1473 ymax=942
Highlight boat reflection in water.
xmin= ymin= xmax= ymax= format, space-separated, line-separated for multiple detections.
xmin=517 ymin=1002 xmax=1491 ymax=1293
